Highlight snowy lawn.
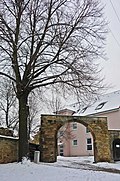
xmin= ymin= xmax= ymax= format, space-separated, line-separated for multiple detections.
xmin=0 ymin=156 xmax=120 ymax=181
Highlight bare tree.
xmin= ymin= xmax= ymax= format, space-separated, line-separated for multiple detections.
xmin=0 ymin=0 xmax=107 ymax=161
xmin=41 ymin=86 xmax=66 ymax=113
xmin=57 ymin=123 xmax=76 ymax=140
xmin=0 ymin=78 xmax=42 ymax=137
xmin=0 ymin=77 xmax=18 ymax=129
xmin=28 ymin=92 xmax=41 ymax=138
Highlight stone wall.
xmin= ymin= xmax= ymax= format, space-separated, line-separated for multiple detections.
xmin=0 ymin=135 xmax=18 ymax=163
xmin=0 ymin=121 xmax=119 ymax=164
xmin=0 ymin=127 xmax=13 ymax=136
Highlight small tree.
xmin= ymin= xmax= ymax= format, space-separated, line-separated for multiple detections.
xmin=58 ymin=123 xmax=76 ymax=140
xmin=0 ymin=77 xmax=18 ymax=129
xmin=28 ymin=92 xmax=42 ymax=138
xmin=0 ymin=0 xmax=107 ymax=161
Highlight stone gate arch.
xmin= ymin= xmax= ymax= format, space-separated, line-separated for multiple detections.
xmin=40 ymin=114 xmax=111 ymax=163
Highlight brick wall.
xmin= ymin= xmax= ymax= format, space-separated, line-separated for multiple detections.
xmin=0 ymin=135 xmax=18 ymax=163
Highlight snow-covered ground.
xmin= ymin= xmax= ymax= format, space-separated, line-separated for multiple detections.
xmin=0 ymin=156 xmax=120 ymax=181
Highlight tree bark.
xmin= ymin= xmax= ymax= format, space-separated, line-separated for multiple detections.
xmin=18 ymin=93 xmax=29 ymax=162
xmin=6 ymin=93 xmax=9 ymax=127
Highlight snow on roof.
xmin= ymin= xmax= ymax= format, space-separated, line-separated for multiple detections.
xmin=54 ymin=108 xmax=75 ymax=114
xmin=72 ymin=90 xmax=120 ymax=116
xmin=0 ymin=134 xmax=18 ymax=140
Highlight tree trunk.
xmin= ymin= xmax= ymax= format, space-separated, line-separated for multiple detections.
xmin=6 ymin=103 xmax=9 ymax=127
xmin=6 ymin=94 xmax=9 ymax=127
xmin=18 ymin=93 xmax=29 ymax=162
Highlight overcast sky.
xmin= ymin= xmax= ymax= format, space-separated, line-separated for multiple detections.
xmin=100 ymin=0 xmax=120 ymax=93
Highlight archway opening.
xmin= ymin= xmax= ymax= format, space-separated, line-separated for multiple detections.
xmin=113 ymin=138 xmax=120 ymax=161
xmin=57 ymin=121 xmax=95 ymax=162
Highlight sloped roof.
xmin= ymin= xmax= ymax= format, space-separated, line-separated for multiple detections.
xmin=55 ymin=108 xmax=75 ymax=115
xmin=72 ymin=90 xmax=120 ymax=116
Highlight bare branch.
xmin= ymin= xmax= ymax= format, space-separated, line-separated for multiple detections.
xmin=0 ymin=72 xmax=16 ymax=82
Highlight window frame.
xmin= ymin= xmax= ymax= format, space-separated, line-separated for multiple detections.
xmin=86 ymin=138 xmax=92 ymax=150
xmin=87 ymin=144 xmax=92 ymax=150
xmin=95 ymin=102 xmax=107 ymax=110
xmin=87 ymin=138 xmax=92 ymax=144
xmin=72 ymin=139 xmax=78 ymax=146
xmin=72 ymin=122 xmax=77 ymax=130
xmin=86 ymin=127 xmax=90 ymax=133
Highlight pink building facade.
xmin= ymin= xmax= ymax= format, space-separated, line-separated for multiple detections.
xmin=57 ymin=109 xmax=93 ymax=156
xmin=57 ymin=90 xmax=120 ymax=157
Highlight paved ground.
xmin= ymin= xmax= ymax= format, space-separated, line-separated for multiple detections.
xmin=57 ymin=159 xmax=120 ymax=174
xmin=42 ymin=157 xmax=120 ymax=174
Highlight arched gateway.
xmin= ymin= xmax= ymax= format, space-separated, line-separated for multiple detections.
xmin=40 ymin=114 xmax=111 ymax=163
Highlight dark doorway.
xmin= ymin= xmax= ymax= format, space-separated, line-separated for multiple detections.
xmin=113 ymin=139 xmax=120 ymax=161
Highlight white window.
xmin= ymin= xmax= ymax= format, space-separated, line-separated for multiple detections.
xmin=86 ymin=127 xmax=90 ymax=133
xmin=59 ymin=144 xmax=64 ymax=156
xmin=72 ymin=139 xmax=78 ymax=146
xmin=60 ymin=131 xmax=64 ymax=136
xmin=72 ymin=122 xmax=77 ymax=130
xmin=87 ymin=145 xmax=92 ymax=150
xmin=87 ymin=138 xmax=92 ymax=150
xmin=87 ymin=138 xmax=92 ymax=144
xmin=95 ymin=102 xmax=107 ymax=110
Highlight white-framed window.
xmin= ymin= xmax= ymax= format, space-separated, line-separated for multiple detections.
xmin=60 ymin=131 xmax=64 ymax=136
xmin=87 ymin=145 xmax=92 ymax=150
xmin=87 ymin=138 xmax=92 ymax=144
xmin=86 ymin=127 xmax=90 ymax=133
xmin=95 ymin=102 xmax=107 ymax=110
xmin=59 ymin=144 xmax=64 ymax=156
xmin=87 ymin=138 xmax=92 ymax=150
xmin=72 ymin=122 xmax=77 ymax=130
xmin=72 ymin=139 xmax=78 ymax=146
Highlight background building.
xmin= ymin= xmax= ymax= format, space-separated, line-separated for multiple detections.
xmin=57 ymin=90 xmax=120 ymax=157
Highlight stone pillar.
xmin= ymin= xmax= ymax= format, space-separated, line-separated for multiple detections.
xmin=40 ymin=115 xmax=59 ymax=162
xmin=89 ymin=118 xmax=111 ymax=162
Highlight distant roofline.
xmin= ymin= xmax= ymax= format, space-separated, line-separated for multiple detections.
xmin=86 ymin=107 xmax=120 ymax=116
xmin=54 ymin=108 xmax=75 ymax=114
xmin=103 ymin=89 xmax=120 ymax=95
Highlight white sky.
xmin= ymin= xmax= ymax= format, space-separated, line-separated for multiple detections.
xmin=100 ymin=0 xmax=120 ymax=93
